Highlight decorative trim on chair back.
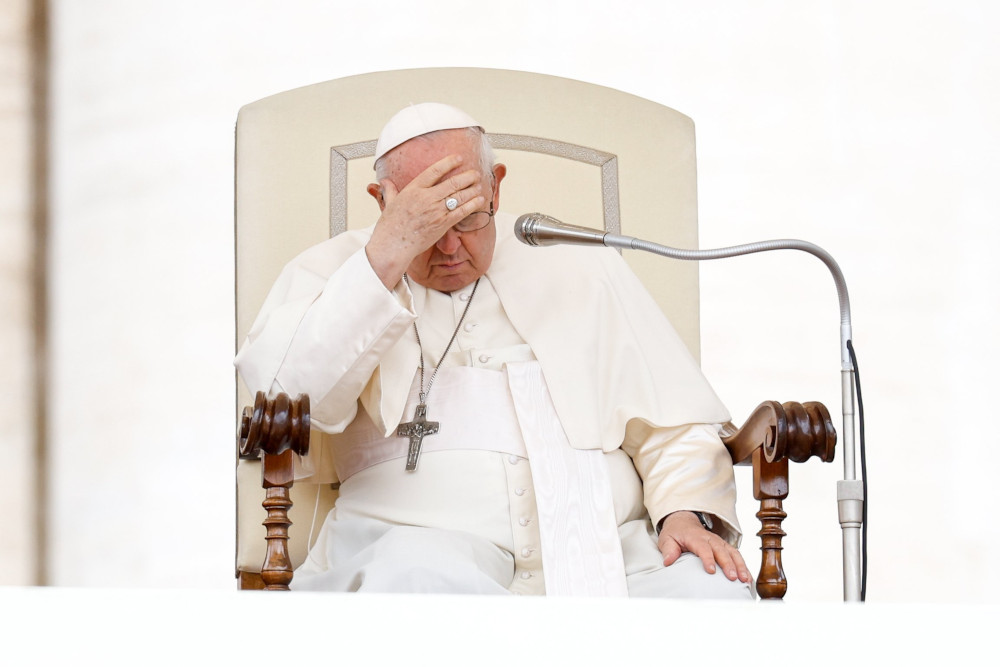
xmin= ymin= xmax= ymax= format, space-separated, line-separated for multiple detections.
xmin=328 ymin=135 xmax=621 ymax=237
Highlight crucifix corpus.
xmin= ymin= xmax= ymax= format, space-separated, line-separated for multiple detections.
xmin=398 ymin=403 xmax=439 ymax=471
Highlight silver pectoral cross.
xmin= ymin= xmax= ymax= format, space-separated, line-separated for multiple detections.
xmin=397 ymin=403 xmax=439 ymax=471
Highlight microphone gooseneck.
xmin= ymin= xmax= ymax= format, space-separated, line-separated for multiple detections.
xmin=516 ymin=214 xmax=851 ymax=362
xmin=514 ymin=211 xmax=864 ymax=602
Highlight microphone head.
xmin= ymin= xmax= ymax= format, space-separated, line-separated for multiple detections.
xmin=515 ymin=213 xmax=608 ymax=247
xmin=514 ymin=213 xmax=553 ymax=246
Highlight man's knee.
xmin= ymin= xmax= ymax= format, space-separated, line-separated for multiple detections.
xmin=358 ymin=526 xmax=514 ymax=594
xmin=626 ymin=552 xmax=754 ymax=600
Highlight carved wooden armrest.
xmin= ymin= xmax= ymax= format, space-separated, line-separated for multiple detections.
xmin=238 ymin=391 xmax=311 ymax=591
xmin=721 ymin=401 xmax=836 ymax=600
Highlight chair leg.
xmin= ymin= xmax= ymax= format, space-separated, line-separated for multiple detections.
xmin=756 ymin=498 xmax=787 ymax=599
xmin=753 ymin=449 xmax=789 ymax=600
xmin=260 ymin=448 xmax=295 ymax=591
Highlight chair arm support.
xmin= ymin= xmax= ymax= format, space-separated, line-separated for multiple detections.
xmin=239 ymin=391 xmax=311 ymax=460
xmin=721 ymin=400 xmax=837 ymax=600
xmin=722 ymin=400 xmax=836 ymax=466
xmin=237 ymin=391 xmax=311 ymax=591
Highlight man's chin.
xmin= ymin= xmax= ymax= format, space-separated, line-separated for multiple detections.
xmin=424 ymin=271 xmax=478 ymax=294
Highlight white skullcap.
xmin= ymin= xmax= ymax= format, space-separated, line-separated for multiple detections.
xmin=374 ymin=102 xmax=483 ymax=165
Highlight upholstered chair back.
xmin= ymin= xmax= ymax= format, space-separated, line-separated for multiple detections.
xmin=235 ymin=68 xmax=703 ymax=575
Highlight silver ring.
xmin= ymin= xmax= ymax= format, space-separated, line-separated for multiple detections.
xmin=445 ymin=197 xmax=459 ymax=211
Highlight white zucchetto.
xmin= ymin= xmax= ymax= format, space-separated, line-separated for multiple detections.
xmin=374 ymin=102 xmax=483 ymax=164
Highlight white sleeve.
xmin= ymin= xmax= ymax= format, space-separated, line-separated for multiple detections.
xmin=235 ymin=247 xmax=416 ymax=433
xmin=621 ymin=419 xmax=742 ymax=546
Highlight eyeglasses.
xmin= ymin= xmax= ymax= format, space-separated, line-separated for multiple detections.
xmin=452 ymin=204 xmax=495 ymax=233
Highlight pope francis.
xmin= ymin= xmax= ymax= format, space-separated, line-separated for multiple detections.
xmin=235 ymin=103 xmax=753 ymax=598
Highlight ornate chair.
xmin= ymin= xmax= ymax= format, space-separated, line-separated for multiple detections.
xmin=234 ymin=68 xmax=836 ymax=597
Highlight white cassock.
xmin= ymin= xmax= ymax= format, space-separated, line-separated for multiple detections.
xmin=236 ymin=212 xmax=749 ymax=598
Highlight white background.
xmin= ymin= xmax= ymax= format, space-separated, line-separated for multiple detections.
xmin=45 ymin=0 xmax=1000 ymax=602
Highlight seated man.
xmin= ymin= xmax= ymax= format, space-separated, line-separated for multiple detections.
xmin=235 ymin=102 xmax=753 ymax=598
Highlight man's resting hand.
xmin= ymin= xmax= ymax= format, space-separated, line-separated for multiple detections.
xmin=658 ymin=511 xmax=752 ymax=584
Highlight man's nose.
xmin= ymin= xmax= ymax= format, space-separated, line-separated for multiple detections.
xmin=435 ymin=227 xmax=463 ymax=255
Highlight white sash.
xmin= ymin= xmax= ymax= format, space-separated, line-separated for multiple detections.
xmin=320 ymin=362 xmax=628 ymax=596
xmin=506 ymin=361 xmax=628 ymax=597
xmin=330 ymin=367 xmax=527 ymax=481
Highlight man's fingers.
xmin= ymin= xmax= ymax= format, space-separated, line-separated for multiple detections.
xmin=692 ymin=535 xmax=748 ymax=582
xmin=389 ymin=160 xmax=483 ymax=225
xmin=439 ymin=168 xmax=482 ymax=196
xmin=728 ymin=545 xmax=753 ymax=583
xmin=688 ymin=537 xmax=718 ymax=575
xmin=428 ymin=170 xmax=482 ymax=210
xmin=659 ymin=536 xmax=683 ymax=567
xmin=450 ymin=195 xmax=487 ymax=219
xmin=408 ymin=153 xmax=483 ymax=204
xmin=411 ymin=154 xmax=467 ymax=188
xmin=709 ymin=540 xmax=752 ymax=582
xmin=658 ymin=512 xmax=753 ymax=584
xmin=711 ymin=540 xmax=738 ymax=579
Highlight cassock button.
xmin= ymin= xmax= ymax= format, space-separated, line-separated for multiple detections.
xmin=459 ymin=292 xmax=470 ymax=302
xmin=521 ymin=547 xmax=534 ymax=558
xmin=520 ymin=571 xmax=532 ymax=580
xmin=514 ymin=488 xmax=526 ymax=496
xmin=463 ymin=322 xmax=477 ymax=332
xmin=478 ymin=354 xmax=492 ymax=363
xmin=508 ymin=455 xmax=519 ymax=465
xmin=518 ymin=517 xmax=530 ymax=527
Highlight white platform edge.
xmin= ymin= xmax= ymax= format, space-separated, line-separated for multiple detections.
xmin=0 ymin=587 xmax=995 ymax=664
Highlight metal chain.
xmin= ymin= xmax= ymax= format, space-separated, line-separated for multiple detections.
xmin=405 ymin=276 xmax=482 ymax=404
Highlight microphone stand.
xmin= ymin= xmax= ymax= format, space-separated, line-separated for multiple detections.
xmin=517 ymin=214 xmax=864 ymax=602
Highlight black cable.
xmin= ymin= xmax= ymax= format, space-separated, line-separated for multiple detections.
xmin=846 ymin=339 xmax=867 ymax=602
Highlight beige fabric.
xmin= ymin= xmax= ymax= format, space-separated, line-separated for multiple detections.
xmin=236 ymin=69 xmax=706 ymax=574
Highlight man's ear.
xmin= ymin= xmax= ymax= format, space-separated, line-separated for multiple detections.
xmin=366 ymin=183 xmax=385 ymax=211
xmin=491 ymin=164 xmax=507 ymax=210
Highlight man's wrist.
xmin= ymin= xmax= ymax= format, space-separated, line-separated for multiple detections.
xmin=657 ymin=510 xmax=713 ymax=533
xmin=364 ymin=240 xmax=410 ymax=291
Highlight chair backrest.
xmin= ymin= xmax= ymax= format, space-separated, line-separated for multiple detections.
xmin=235 ymin=68 xmax=703 ymax=574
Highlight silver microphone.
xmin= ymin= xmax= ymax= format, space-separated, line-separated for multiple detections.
xmin=515 ymin=212 xmax=851 ymax=336
xmin=514 ymin=213 xmax=620 ymax=247
xmin=514 ymin=209 xmax=863 ymax=601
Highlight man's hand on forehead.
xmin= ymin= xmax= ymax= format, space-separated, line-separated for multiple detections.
xmin=365 ymin=154 xmax=488 ymax=290
xmin=383 ymin=154 xmax=485 ymax=215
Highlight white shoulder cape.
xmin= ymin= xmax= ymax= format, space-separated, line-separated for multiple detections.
xmin=238 ymin=212 xmax=730 ymax=453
